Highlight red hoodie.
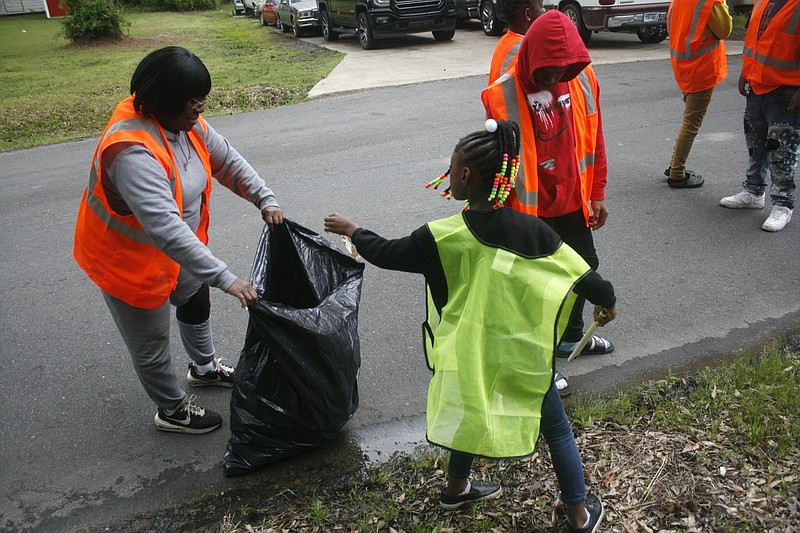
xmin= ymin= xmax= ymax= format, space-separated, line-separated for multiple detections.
xmin=514 ymin=10 xmax=608 ymax=218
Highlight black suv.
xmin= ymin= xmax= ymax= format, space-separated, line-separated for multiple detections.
xmin=317 ymin=0 xmax=458 ymax=49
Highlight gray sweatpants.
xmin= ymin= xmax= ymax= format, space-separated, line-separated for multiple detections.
xmin=102 ymin=270 xmax=216 ymax=411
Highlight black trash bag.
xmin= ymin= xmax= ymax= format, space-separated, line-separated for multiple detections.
xmin=223 ymin=219 xmax=365 ymax=477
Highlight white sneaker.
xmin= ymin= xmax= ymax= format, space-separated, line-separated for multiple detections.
xmin=720 ymin=190 xmax=766 ymax=209
xmin=761 ymin=206 xmax=793 ymax=232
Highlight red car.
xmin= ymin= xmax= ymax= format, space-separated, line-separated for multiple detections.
xmin=260 ymin=0 xmax=278 ymax=26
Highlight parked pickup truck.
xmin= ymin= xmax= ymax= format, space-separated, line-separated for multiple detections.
xmin=316 ymin=0 xmax=458 ymax=49
xmin=544 ymin=0 xmax=669 ymax=44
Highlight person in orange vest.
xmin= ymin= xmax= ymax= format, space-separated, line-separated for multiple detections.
xmin=719 ymin=0 xmax=800 ymax=232
xmin=488 ymin=0 xmax=587 ymax=398
xmin=73 ymin=47 xmax=286 ymax=434
xmin=487 ymin=0 xmax=545 ymax=85
xmin=664 ymin=0 xmax=732 ymax=188
xmin=482 ymin=10 xmax=614 ymax=389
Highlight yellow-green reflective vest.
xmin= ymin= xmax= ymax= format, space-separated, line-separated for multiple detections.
xmin=423 ymin=213 xmax=590 ymax=458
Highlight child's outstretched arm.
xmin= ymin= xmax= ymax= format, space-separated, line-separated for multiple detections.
xmin=323 ymin=214 xmax=444 ymax=282
xmin=324 ymin=213 xmax=360 ymax=237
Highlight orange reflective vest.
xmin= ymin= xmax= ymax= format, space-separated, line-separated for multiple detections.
xmin=668 ymin=0 xmax=728 ymax=93
xmin=489 ymin=30 xmax=524 ymax=85
xmin=481 ymin=66 xmax=600 ymax=221
xmin=742 ymin=0 xmax=800 ymax=94
xmin=73 ymin=96 xmax=213 ymax=309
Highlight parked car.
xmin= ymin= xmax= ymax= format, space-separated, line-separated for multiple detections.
xmin=478 ymin=0 xmax=504 ymax=35
xmin=544 ymin=0 xmax=669 ymax=44
xmin=454 ymin=0 xmax=480 ymax=22
xmin=246 ymin=0 xmax=265 ymax=15
xmin=233 ymin=0 xmax=261 ymax=15
xmin=316 ymin=0 xmax=458 ymax=50
xmin=276 ymin=0 xmax=322 ymax=37
xmin=232 ymin=0 xmax=247 ymax=15
xmin=260 ymin=0 xmax=278 ymax=25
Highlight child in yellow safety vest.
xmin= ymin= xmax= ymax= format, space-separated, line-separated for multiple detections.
xmin=324 ymin=119 xmax=617 ymax=533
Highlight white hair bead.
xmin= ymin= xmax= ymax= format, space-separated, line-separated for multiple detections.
xmin=484 ymin=118 xmax=498 ymax=133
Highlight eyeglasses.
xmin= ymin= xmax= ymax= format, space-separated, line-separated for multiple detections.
xmin=188 ymin=98 xmax=207 ymax=111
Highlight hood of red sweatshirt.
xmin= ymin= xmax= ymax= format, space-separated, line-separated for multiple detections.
xmin=516 ymin=9 xmax=591 ymax=95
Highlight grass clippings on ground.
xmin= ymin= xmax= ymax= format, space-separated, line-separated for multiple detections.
xmin=220 ymin=337 xmax=800 ymax=533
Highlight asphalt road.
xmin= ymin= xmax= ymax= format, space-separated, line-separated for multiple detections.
xmin=1 ymin=26 xmax=798 ymax=533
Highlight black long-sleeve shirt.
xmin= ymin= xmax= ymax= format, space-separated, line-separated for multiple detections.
xmin=351 ymin=207 xmax=616 ymax=315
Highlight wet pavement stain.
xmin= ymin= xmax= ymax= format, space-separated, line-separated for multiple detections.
xmin=72 ymin=416 xmax=428 ymax=532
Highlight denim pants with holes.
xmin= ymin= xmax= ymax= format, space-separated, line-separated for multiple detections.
xmin=742 ymin=86 xmax=800 ymax=209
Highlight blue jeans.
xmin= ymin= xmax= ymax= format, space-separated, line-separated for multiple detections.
xmin=448 ymin=381 xmax=587 ymax=505
xmin=742 ymin=86 xmax=800 ymax=209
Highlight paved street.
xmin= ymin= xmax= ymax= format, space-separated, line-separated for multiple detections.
xmin=302 ymin=21 xmax=741 ymax=96
xmin=0 ymin=25 xmax=797 ymax=532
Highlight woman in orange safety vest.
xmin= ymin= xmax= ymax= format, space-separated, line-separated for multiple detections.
xmin=73 ymin=46 xmax=286 ymax=434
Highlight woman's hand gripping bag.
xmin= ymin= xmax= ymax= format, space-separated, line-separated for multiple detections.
xmin=224 ymin=220 xmax=365 ymax=476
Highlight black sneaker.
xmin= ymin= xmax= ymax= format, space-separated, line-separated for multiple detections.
xmin=154 ymin=395 xmax=222 ymax=434
xmin=187 ymin=357 xmax=234 ymax=388
xmin=567 ymin=493 xmax=604 ymax=533
xmin=439 ymin=480 xmax=502 ymax=510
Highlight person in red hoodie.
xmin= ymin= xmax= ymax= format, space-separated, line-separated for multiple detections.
xmin=482 ymin=10 xmax=614 ymax=378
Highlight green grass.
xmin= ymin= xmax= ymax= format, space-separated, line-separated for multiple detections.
xmin=732 ymin=12 xmax=749 ymax=30
xmin=572 ymin=342 xmax=800 ymax=458
xmin=0 ymin=10 xmax=342 ymax=151
xmin=219 ymin=338 xmax=800 ymax=532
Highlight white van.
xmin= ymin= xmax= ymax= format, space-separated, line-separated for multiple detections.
xmin=543 ymin=0 xmax=669 ymax=44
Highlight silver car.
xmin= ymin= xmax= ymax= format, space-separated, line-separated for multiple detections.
xmin=276 ymin=0 xmax=321 ymax=37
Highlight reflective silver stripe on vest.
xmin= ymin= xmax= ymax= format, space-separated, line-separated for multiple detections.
xmin=578 ymin=153 xmax=595 ymax=174
xmin=669 ymin=0 xmax=722 ymax=61
xmin=84 ymin=118 xmax=179 ymax=245
xmin=743 ymin=45 xmax=800 ymax=70
xmin=787 ymin=3 xmax=799 ymax=35
xmin=671 ymin=38 xmax=721 ymax=60
xmin=499 ymin=41 xmax=521 ymax=81
xmin=575 ymin=70 xmax=596 ymax=173
xmin=576 ymin=70 xmax=596 ymax=115
xmin=499 ymin=75 xmax=537 ymax=207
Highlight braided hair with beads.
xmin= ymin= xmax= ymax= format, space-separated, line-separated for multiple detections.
xmin=427 ymin=119 xmax=521 ymax=210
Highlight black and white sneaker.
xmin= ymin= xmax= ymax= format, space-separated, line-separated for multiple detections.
xmin=567 ymin=493 xmax=604 ymax=533
xmin=439 ymin=480 xmax=502 ymax=510
xmin=187 ymin=357 xmax=234 ymax=388
xmin=154 ymin=395 xmax=222 ymax=434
